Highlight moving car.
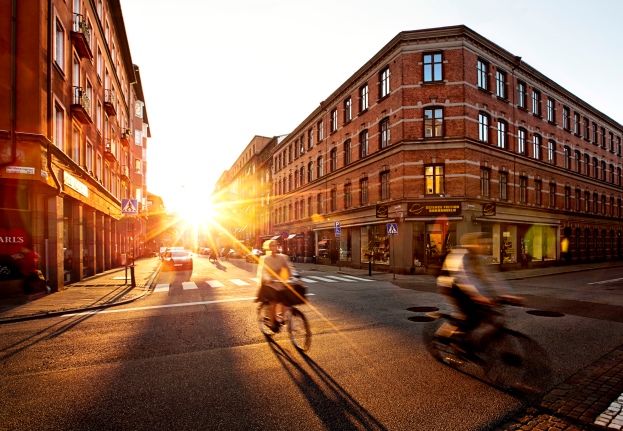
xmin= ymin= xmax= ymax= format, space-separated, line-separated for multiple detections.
xmin=245 ymin=248 xmax=265 ymax=263
xmin=162 ymin=250 xmax=193 ymax=271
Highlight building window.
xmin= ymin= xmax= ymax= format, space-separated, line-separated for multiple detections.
xmin=592 ymin=122 xmax=598 ymax=143
xmin=359 ymin=130 xmax=368 ymax=158
xmin=584 ymin=154 xmax=590 ymax=176
xmin=547 ymin=97 xmax=555 ymax=123
xmin=593 ymin=192 xmax=599 ymax=214
xmin=380 ymin=66 xmax=390 ymax=98
xmin=519 ymin=177 xmax=527 ymax=203
xmin=86 ymin=141 xmax=93 ymax=172
xmin=609 ymin=132 xmax=614 ymax=152
xmin=330 ymin=148 xmax=337 ymax=172
xmin=548 ymin=140 xmax=556 ymax=164
xmin=497 ymin=120 xmax=507 ymax=149
xmin=535 ymin=180 xmax=542 ymax=206
xmin=425 ymin=164 xmax=444 ymax=195
xmin=495 ymin=70 xmax=506 ymax=99
xmin=533 ymin=134 xmax=542 ymax=160
xmin=601 ymin=127 xmax=607 ymax=148
xmin=593 ymin=157 xmax=599 ymax=179
xmin=55 ymin=19 xmax=65 ymax=70
xmin=54 ymin=103 xmax=64 ymax=151
xmin=380 ymin=171 xmax=390 ymax=200
xmin=317 ymin=120 xmax=324 ymax=142
xmin=584 ymin=118 xmax=591 ymax=141
xmin=424 ymin=108 xmax=443 ymax=138
xmin=601 ymin=161 xmax=607 ymax=181
xmin=71 ymin=126 xmax=80 ymax=163
xmin=380 ymin=117 xmax=390 ymax=148
xmin=307 ymin=197 xmax=312 ymax=217
xmin=360 ymin=178 xmax=369 ymax=205
xmin=564 ymin=146 xmax=571 ymax=169
xmin=423 ymin=52 xmax=442 ymax=82
xmin=344 ymin=139 xmax=351 ymax=165
xmin=360 ymin=84 xmax=369 ymax=112
xmin=330 ymin=109 xmax=338 ymax=133
xmin=575 ymin=189 xmax=581 ymax=212
xmin=618 ymin=167 xmax=622 ymax=186
xmin=299 ymin=167 xmax=304 ymax=186
xmin=478 ymin=113 xmax=489 ymax=143
xmin=499 ymin=172 xmax=508 ymax=200
xmin=563 ymin=106 xmax=570 ymax=130
xmin=549 ymin=183 xmax=556 ymax=208
xmin=574 ymin=150 xmax=581 ymax=172
xmin=610 ymin=164 xmax=615 ymax=184
xmin=307 ymin=162 xmax=313 ymax=182
xmin=573 ymin=112 xmax=580 ymax=135
xmin=307 ymin=129 xmax=313 ymax=149
xmin=531 ymin=90 xmax=541 ymax=116
xmin=583 ymin=192 xmax=590 ymax=213
xmin=317 ymin=156 xmax=323 ymax=178
xmin=518 ymin=81 xmax=527 ymax=109
xmin=480 ymin=168 xmax=490 ymax=197
xmin=611 ymin=196 xmax=615 ymax=217
xmin=518 ymin=128 xmax=527 ymax=155
xmin=330 ymin=188 xmax=337 ymax=212
xmin=565 ymin=187 xmax=571 ymax=210
xmin=477 ymin=60 xmax=488 ymax=90
xmin=317 ymin=193 xmax=324 ymax=214
xmin=617 ymin=137 xmax=621 ymax=156
xmin=344 ymin=182 xmax=352 ymax=208
xmin=344 ymin=97 xmax=352 ymax=123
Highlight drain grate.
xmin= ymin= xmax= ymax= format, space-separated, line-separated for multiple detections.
xmin=407 ymin=306 xmax=439 ymax=313
xmin=526 ymin=310 xmax=565 ymax=317
xmin=408 ymin=316 xmax=436 ymax=323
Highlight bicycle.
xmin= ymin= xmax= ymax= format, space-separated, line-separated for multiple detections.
xmin=256 ymin=278 xmax=311 ymax=352
xmin=422 ymin=300 xmax=552 ymax=396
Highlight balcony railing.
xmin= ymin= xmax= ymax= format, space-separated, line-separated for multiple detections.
xmin=104 ymin=89 xmax=117 ymax=116
xmin=70 ymin=86 xmax=92 ymax=124
xmin=70 ymin=14 xmax=93 ymax=60
xmin=120 ymin=129 xmax=131 ymax=146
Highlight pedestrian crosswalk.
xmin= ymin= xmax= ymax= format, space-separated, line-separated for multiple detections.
xmin=153 ymin=274 xmax=372 ymax=293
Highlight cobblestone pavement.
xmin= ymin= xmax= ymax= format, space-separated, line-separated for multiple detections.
xmin=1 ymin=257 xmax=622 ymax=430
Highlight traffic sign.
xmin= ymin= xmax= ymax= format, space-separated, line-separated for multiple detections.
xmin=122 ymin=198 xmax=138 ymax=215
xmin=334 ymin=221 xmax=341 ymax=237
xmin=387 ymin=223 xmax=398 ymax=235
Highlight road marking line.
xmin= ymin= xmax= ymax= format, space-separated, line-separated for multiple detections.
xmin=206 ymin=280 xmax=225 ymax=288
xmin=340 ymin=275 xmax=373 ymax=282
xmin=230 ymin=279 xmax=250 ymax=286
xmin=182 ymin=282 xmax=198 ymax=290
xmin=308 ymin=276 xmax=337 ymax=282
xmin=250 ymin=277 xmax=260 ymax=283
xmin=299 ymin=277 xmax=318 ymax=283
xmin=154 ymin=284 xmax=169 ymax=292
xmin=63 ymin=297 xmax=258 ymax=316
xmin=113 ymin=276 xmax=129 ymax=280
xmin=588 ymin=277 xmax=623 ymax=285
xmin=325 ymin=275 xmax=356 ymax=282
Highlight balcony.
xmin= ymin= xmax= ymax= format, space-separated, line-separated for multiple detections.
xmin=120 ymin=165 xmax=130 ymax=182
xmin=70 ymin=86 xmax=93 ymax=125
xmin=70 ymin=14 xmax=93 ymax=60
xmin=104 ymin=140 xmax=118 ymax=163
xmin=120 ymin=129 xmax=131 ymax=147
xmin=104 ymin=89 xmax=117 ymax=116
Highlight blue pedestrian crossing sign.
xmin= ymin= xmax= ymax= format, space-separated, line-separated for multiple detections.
xmin=334 ymin=221 xmax=341 ymax=237
xmin=122 ymin=198 xmax=138 ymax=215
xmin=387 ymin=223 xmax=398 ymax=235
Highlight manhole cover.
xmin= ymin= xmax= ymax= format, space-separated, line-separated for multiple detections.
xmin=526 ymin=310 xmax=565 ymax=317
xmin=408 ymin=316 xmax=436 ymax=323
xmin=407 ymin=306 xmax=439 ymax=313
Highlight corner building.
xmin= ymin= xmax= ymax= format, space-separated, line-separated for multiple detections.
xmin=271 ymin=25 xmax=623 ymax=273
xmin=0 ymin=0 xmax=150 ymax=292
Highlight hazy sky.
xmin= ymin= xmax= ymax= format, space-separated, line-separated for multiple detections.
xmin=119 ymin=0 xmax=623 ymax=216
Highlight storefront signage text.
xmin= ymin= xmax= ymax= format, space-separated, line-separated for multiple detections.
xmin=63 ymin=171 xmax=89 ymax=197
xmin=406 ymin=202 xmax=461 ymax=217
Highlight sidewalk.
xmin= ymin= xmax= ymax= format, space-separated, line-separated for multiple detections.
xmin=0 ymin=256 xmax=161 ymax=323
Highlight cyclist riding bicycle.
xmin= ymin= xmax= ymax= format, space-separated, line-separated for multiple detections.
xmin=256 ymin=239 xmax=296 ymax=331
xmin=437 ymin=232 xmax=522 ymax=352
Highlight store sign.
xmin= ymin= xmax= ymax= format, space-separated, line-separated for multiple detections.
xmin=375 ymin=204 xmax=389 ymax=218
xmin=483 ymin=202 xmax=496 ymax=216
xmin=63 ymin=171 xmax=89 ymax=197
xmin=406 ymin=202 xmax=461 ymax=217
xmin=0 ymin=228 xmax=27 ymax=254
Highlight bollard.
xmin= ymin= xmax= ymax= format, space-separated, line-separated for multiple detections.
xmin=130 ymin=265 xmax=136 ymax=288
xmin=368 ymin=259 xmax=372 ymax=276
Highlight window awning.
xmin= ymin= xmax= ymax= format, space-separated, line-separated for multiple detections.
xmin=270 ymin=235 xmax=281 ymax=240
xmin=287 ymin=234 xmax=297 ymax=239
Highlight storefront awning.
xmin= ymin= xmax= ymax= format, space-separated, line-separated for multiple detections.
xmin=287 ymin=234 xmax=297 ymax=239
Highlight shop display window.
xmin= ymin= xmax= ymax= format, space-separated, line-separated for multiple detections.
xmin=361 ymin=225 xmax=389 ymax=265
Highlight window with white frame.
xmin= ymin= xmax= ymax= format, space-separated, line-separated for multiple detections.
xmin=380 ymin=117 xmax=390 ymax=148
xmin=499 ymin=172 xmax=508 ymax=200
xmin=344 ymin=97 xmax=352 ymax=123
xmin=380 ymin=171 xmax=390 ymax=200
xmin=330 ymin=148 xmax=337 ymax=172
xmin=360 ymin=178 xmax=369 ymax=205
xmin=330 ymin=188 xmax=337 ymax=212
xmin=547 ymin=97 xmax=555 ymax=122
xmin=317 ymin=193 xmax=323 ymax=214
xmin=72 ymin=126 xmax=80 ymax=163
xmin=563 ymin=106 xmax=570 ymax=130
xmin=531 ymin=90 xmax=541 ymax=116
xmin=518 ymin=128 xmax=527 ymax=155
xmin=518 ymin=81 xmax=527 ymax=109
xmin=86 ymin=140 xmax=93 ymax=172
xmin=495 ymin=70 xmax=506 ymax=99
xmin=533 ymin=134 xmax=541 ymax=160
xmin=424 ymin=108 xmax=443 ymax=138
xmin=344 ymin=182 xmax=352 ymax=208
xmin=317 ymin=120 xmax=323 ymax=142
xmin=316 ymin=156 xmax=323 ymax=178
xmin=330 ymin=109 xmax=338 ymax=133
xmin=425 ymin=164 xmax=444 ymax=195
xmin=344 ymin=139 xmax=351 ymax=165
xmin=307 ymin=162 xmax=313 ymax=182
xmin=55 ymin=19 xmax=65 ymax=70
xmin=380 ymin=66 xmax=390 ymax=98
xmin=359 ymin=130 xmax=368 ymax=158
xmin=478 ymin=113 xmax=489 ymax=143
xmin=54 ymin=103 xmax=64 ymax=151
xmin=480 ymin=168 xmax=490 ymax=197
xmin=497 ymin=120 xmax=507 ymax=149
xmin=477 ymin=60 xmax=488 ymax=90
xmin=423 ymin=52 xmax=442 ymax=82
xmin=548 ymin=140 xmax=556 ymax=164
xmin=134 ymin=129 xmax=142 ymax=146
xmin=360 ymin=84 xmax=369 ymax=112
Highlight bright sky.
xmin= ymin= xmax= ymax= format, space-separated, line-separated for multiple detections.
xmin=119 ymin=0 xmax=623 ymax=218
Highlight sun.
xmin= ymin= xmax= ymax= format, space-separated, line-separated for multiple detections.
xmin=174 ymin=199 xmax=216 ymax=226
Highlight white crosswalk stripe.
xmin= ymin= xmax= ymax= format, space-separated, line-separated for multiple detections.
xmin=206 ymin=280 xmax=225 ymax=288
xmin=299 ymin=277 xmax=318 ymax=283
xmin=182 ymin=282 xmax=198 ymax=290
xmin=154 ymin=283 xmax=169 ymax=292
xmin=307 ymin=276 xmax=337 ymax=282
xmin=340 ymin=275 xmax=373 ymax=282
xmin=325 ymin=275 xmax=357 ymax=282
xmin=230 ymin=279 xmax=250 ymax=286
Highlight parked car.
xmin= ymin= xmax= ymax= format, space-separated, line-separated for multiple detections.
xmin=228 ymin=249 xmax=242 ymax=259
xmin=245 ymin=248 xmax=265 ymax=263
xmin=162 ymin=250 xmax=193 ymax=271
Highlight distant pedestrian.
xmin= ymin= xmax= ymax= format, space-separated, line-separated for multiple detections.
xmin=17 ymin=244 xmax=44 ymax=296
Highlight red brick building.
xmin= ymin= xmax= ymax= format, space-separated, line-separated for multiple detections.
xmin=0 ymin=0 xmax=150 ymax=293
xmin=268 ymin=25 xmax=623 ymax=273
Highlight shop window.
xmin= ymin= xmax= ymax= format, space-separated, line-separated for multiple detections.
xmin=361 ymin=225 xmax=390 ymax=265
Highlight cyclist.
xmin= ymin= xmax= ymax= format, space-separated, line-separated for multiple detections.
xmin=437 ymin=232 xmax=522 ymax=352
xmin=256 ymin=240 xmax=296 ymax=331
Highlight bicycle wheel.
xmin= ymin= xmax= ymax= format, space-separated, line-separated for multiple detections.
xmin=422 ymin=316 xmax=466 ymax=368
xmin=257 ymin=302 xmax=276 ymax=336
xmin=483 ymin=329 xmax=552 ymax=396
xmin=287 ymin=308 xmax=311 ymax=351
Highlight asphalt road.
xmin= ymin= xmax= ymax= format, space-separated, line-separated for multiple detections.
xmin=1 ymin=256 xmax=622 ymax=430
